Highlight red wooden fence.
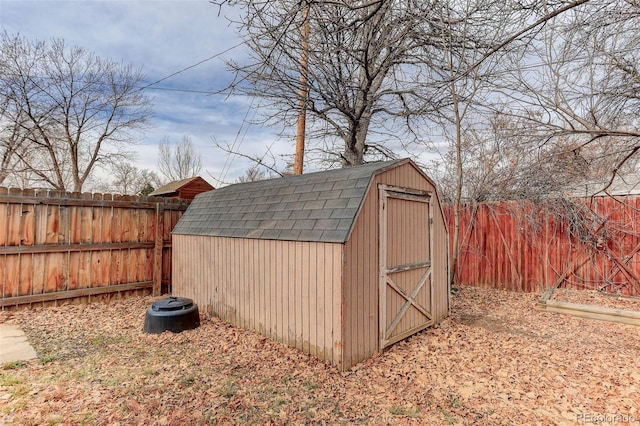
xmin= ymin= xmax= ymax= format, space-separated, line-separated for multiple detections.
xmin=446 ymin=196 xmax=640 ymax=295
xmin=0 ymin=187 xmax=188 ymax=309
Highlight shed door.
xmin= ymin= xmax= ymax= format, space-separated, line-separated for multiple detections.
xmin=379 ymin=184 xmax=434 ymax=349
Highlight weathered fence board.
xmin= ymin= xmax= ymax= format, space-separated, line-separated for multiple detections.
xmin=0 ymin=187 xmax=188 ymax=309
xmin=446 ymin=196 xmax=640 ymax=296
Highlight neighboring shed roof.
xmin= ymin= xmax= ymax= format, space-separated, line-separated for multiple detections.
xmin=570 ymin=173 xmax=640 ymax=197
xmin=172 ymin=159 xmax=407 ymax=243
xmin=149 ymin=176 xmax=213 ymax=197
xmin=149 ymin=177 xmax=198 ymax=196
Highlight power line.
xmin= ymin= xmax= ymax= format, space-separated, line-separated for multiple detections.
xmin=0 ymin=71 xmax=229 ymax=95
xmin=143 ymin=86 xmax=225 ymax=95
xmin=0 ymin=41 xmax=245 ymax=96
xmin=138 ymin=41 xmax=244 ymax=91
xmin=218 ymin=97 xmax=259 ymax=183
xmin=2 ymin=44 xmax=636 ymax=96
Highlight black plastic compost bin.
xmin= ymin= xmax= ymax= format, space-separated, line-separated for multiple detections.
xmin=143 ymin=296 xmax=200 ymax=334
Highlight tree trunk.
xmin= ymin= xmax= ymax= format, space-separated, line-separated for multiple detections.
xmin=342 ymin=109 xmax=372 ymax=167
xmin=450 ymin=81 xmax=463 ymax=288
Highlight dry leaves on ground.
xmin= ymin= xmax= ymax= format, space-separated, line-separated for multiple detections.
xmin=1 ymin=285 xmax=639 ymax=425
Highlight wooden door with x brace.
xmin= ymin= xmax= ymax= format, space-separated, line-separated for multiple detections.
xmin=379 ymin=184 xmax=434 ymax=349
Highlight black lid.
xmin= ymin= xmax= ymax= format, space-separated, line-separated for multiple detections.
xmin=151 ymin=296 xmax=194 ymax=312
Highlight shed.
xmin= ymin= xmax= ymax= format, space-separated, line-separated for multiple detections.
xmin=149 ymin=176 xmax=214 ymax=200
xmin=172 ymin=159 xmax=449 ymax=370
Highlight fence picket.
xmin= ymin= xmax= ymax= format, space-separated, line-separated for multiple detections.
xmin=0 ymin=187 xmax=188 ymax=309
xmin=446 ymin=197 xmax=640 ymax=296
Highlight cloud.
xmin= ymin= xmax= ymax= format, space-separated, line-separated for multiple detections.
xmin=0 ymin=0 xmax=277 ymax=184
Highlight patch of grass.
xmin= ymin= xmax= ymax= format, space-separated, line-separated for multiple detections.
xmin=2 ymin=361 xmax=26 ymax=370
xmin=257 ymin=386 xmax=281 ymax=401
xmin=81 ymin=412 xmax=97 ymax=424
xmin=2 ymin=400 xmax=27 ymax=414
xmin=266 ymin=397 xmax=288 ymax=417
xmin=40 ymin=354 xmax=59 ymax=365
xmin=439 ymin=408 xmax=457 ymax=425
xmin=448 ymin=393 xmax=462 ymax=409
xmin=273 ymin=396 xmax=287 ymax=407
xmin=100 ymin=374 xmax=126 ymax=388
xmin=70 ymin=362 xmax=118 ymax=386
xmin=180 ymin=375 xmax=196 ymax=387
xmin=89 ymin=334 xmax=129 ymax=349
xmin=9 ymin=383 xmax=30 ymax=397
xmin=203 ymin=408 xmax=226 ymax=423
xmin=142 ymin=367 xmax=157 ymax=376
xmin=0 ymin=373 xmax=23 ymax=386
xmin=280 ymin=373 xmax=293 ymax=384
xmin=303 ymin=380 xmax=318 ymax=390
xmin=46 ymin=416 xmax=66 ymax=425
xmin=389 ymin=406 xmax=420 ymax=418
xmin=216 ymin=378 xmax=237 ymax=398
xmin=229 ymin=366 xmax=245 ymax=379
xmin=89 ymin=335 xmax=108 ymax=348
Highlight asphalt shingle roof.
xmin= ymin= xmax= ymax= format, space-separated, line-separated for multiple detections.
xmin=149 ymin=177 xmax=199 ymax=196
xmin=172 ymin=159 xmax=405 ymax=242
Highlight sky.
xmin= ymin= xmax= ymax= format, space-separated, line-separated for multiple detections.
xmin=0 ymin=0 xmax=291 ymax=186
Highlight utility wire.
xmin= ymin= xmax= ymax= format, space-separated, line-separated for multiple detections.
xmin=218 ymin=97 xmax=259 ymax=183
xmin=138 ymin=41 xmax=244 ymax=91
xmin=2 ymin=46 xmax=636 ymax=95
xmin=143 ymin=87 xmax=225 ymax=95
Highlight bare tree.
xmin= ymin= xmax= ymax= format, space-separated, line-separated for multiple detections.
xmin=219 ymin=0 xmax=599 ymax=171
xmin=218 ymin=0 xmax=632 ymax=197
xmin=426 ymin=0 xmax=522 ymax=287
xmin=433 ymin=0 xmax=486 ymax=287
xmin=220 ymin=0 xmax=459 ymax=167
xmin=236 ymin=165 xmax=268 ymax=183
xmin=489 ymin=1 xmax=640 ymax=192
xmin=436 ymin=111 xmax=594 ymax=203
xmin=430 ymin=0 xmax=640 ymax=205
xmin=426 ymin=0 xmax=640 ymax=288
xmin=0 ymin=32 xmax=153 ymax=191
xmin=415 ymin=0 xmax=596 ymax=285
xmin=0 ymin=120 xmax=29 ymax=186
xmin=157 ymin=135 xmax=203 ymax=182
xmin=0 ymin=34 xmax=45 ymax=187
xmin=110 ymin=162 xmax=163 ymax=195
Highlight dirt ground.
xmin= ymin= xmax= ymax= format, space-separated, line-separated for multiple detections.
xmin=1 ymin=285 xmax=639 ymax=425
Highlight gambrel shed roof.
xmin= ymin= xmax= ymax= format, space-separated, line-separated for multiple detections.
xmin=149 ymin=176 xmax=214 ymax=199
xmin=172 ymin=158 xmax=450 ymax=371
xmin=172 ymin=159 xmax=406 ymax=243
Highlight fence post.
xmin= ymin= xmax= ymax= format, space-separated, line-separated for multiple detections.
xmin=153 ymin=202 xmax=164 ymax=296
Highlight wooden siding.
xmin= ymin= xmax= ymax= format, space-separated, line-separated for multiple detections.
xmin=172 ymin=235 xmax=344 ymax=369
xmin=342 ymin=162 xmax=449 ymax=369
xmin=446 ymin=197 xmax=640 ymax=295
xmin=177 ymin=178 xmax=214 ymax=200
xmin=0 ymin=187 xmax=187 ymax=308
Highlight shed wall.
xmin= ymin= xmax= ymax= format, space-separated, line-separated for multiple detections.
xmin=172 ymin=234 xmax=344 ymax=369
xmin=342 ymin=163 xmax=449 ymax=369
xmin=177 ymin=178 xmax=214 ymax=200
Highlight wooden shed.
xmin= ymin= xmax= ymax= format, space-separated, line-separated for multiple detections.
xmin=172 ymin=159 xmax=449 ymax=370
xmin=149 ymin=176 xmax=214 ymax=200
